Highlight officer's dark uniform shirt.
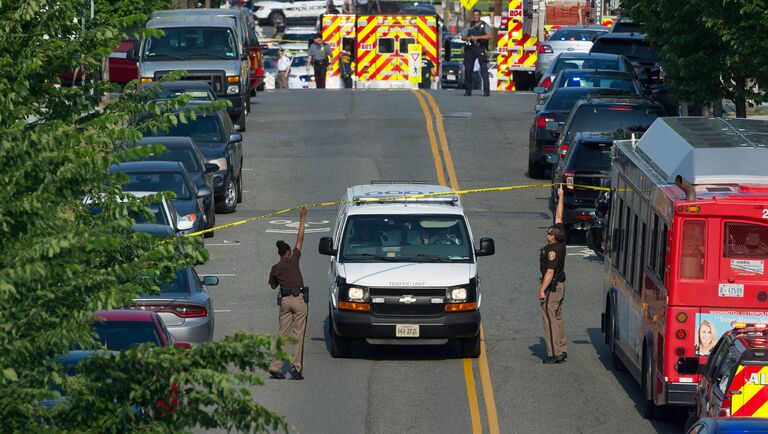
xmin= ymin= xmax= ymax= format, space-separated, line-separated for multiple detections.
xmin=460 ymin=20 xmax=490 ymax=49
xmin=269 ymin=248 xmax=304 ymax=290
xmin=540 ymin=242 xmax=566 ymax=283
xmin=421 ymin=58 xmax=434 ymax=81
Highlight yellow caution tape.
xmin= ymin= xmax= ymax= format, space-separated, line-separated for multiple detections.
xmin=184 ymin=182 xmax=610 ymax=238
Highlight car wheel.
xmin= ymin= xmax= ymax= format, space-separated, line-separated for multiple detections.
xmin=329 ymin=314 xmax=351 ymax=358
xmin=236 ymin=172 xmax=243 ymax=204
xmin=237 ymin=109 xmax=246 ymax=132
xmin=215 ymin=177 xmax=238 ymax=214
xmin=269 ymin=11 xmax=285 ymax=26
xmin=528 ymin=159 xmax=544 ymax=178
xmin=257 ymin=83 xmax=265 ymax=91
xmin=204 ymin=204 xmax=215 ymax=238
xmin=460 ymin=334 xmax=481 ymax=358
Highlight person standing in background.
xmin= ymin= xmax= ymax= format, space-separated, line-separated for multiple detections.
xmin=275 ymin=49 xmax=291 ymax=89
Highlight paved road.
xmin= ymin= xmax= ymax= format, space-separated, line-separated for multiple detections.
xmin=198 ymin=89 xmax=686 ymax=433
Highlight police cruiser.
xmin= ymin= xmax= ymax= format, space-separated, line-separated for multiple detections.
xmin=318 ymin=182 xmax=495 ymax=358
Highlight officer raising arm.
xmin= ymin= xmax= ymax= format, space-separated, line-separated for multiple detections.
xmin=269 ymin=206 xmax=309 ymax=380
xmin=539 ymin=187 xmax=568 ymax=364
xmin=460 ymin=9 xmax=492 ymax=96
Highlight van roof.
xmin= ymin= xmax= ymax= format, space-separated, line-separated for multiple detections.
xmin=146 ymin=16 xmax=236 ymax=29
xmin=344 ymin=183 xmax=463 ymax=215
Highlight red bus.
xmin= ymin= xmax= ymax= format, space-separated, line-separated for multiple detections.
xmin=600 ymin=117 xmax=768 ymax=418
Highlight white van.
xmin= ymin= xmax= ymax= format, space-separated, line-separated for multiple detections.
xmin=318 ymin=182 xmax=495 ymax=358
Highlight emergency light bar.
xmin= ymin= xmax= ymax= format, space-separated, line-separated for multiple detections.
xmin=352 ymin=195 xmax=459 ymax=204
xmin=732 ymin=322 xmax=768 ymax=329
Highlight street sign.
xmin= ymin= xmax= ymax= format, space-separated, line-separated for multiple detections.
xmin=460 ymin=0 xmax=478 ymax=11
xmin=408 ymin=43 xmax=422 ymax=84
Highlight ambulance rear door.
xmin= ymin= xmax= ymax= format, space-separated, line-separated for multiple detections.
xmin=730 ymin=351 xmax=768 ymax=417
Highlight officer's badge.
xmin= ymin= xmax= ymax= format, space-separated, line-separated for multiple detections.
xmin=548 ymin=251 xmax=556 ymax=261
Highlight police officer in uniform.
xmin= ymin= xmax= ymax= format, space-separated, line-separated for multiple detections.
xmin=307 ymin=34 xmax=332 ymax=88
xmin=460 ymin=9 xmax=492 ymax=96
xmin=539 ymin=187 xmax=568 ymax=364
xmin=419 ymin=48 xmax=434 ymax=89
xmin=269 ymin=206 xmax=309 ymax=380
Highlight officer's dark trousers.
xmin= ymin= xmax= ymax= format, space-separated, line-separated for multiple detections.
xmin=541 ymin=282 xmax=567 ymax=357
xmin=463 ymin=48 xmax=489 ymax=94
xmin=314 ymin=61 xmax=328 ymax=88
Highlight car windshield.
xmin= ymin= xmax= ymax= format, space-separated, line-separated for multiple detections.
xmin=93 ymin=321 xmax=162 ymax=351
xmin=560 ymin=74 xmax=637 ymax=92
xmin=156 ymin=114 xmax=224 ymax=143
xmin=553 ymin=57 xmax=619 ymax=74
xmin=567 ymin=141 xmax=613 ymax=171
xmin=292 ymin=56 xmax=308 ymax=67
xmin=143 ymin=148 xmax=201 ymax=173
xmin=122 ymin=171 xmax=191 ymax=199
xmin=144 ymin=27 xmax=238 ymax=60
xmin=550 ymin=29 xmax=605 ymax=41
xmin=564 ymin=106 xmax=663 ymax=144
xmin=591 ymin=39 xmax=660 ymax=63
xmin=340 ymin=215 xmax=472 ymax=263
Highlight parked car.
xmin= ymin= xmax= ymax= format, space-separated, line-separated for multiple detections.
xmin=140 ymin=16 xmax=251 ymax=131
xmin=686 ymin=418 xmax=768 ymax=434
xmin=279 ymin=27 xmax=316 ymax=52
xmin=535 ymin=52 xmax=639 ymax=90
xmin=252 ymin=0 xmax=342 ymax=25
xmin=146 ymin=103 xmax=243 ymax=214
xmin=550 ymin=132 xmax=616 ymax=234
xmin=131 ymin=266 xmax=218 ymax=344
xmin=136 ymin=136 xmax=219 ymax=237
xmin=288 ymin=53 xmax=316 ymax=89
xmin=87 ymin=192 xmax=189 ymax=235
xmin=441 ymin=60 xmax=466 ymax=89
xmin=535 ymin=69 xmax=642 ymax=105
xmin=110 ymin=161 xmax=210 ymax=236
xmin=137 ymin=80 xmax=217 ymax=102
xmin=528 ymin=87 xmax=633 ymax=178
xmin=553 ymin=97 xmax=665 ymax=162
xmin=60 ymin=38 xmax=140 ymax=87
xmin=92 ymin=310 xmax=191 ymax=350
xmin=535 ymin=26 xmax=609 ymax=81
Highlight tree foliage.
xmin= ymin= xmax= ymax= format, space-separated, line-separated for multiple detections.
xmin=623 ymin=0 xmax=768 ymax=117
xmin=0 ymin=1 xmax=287 ymax=432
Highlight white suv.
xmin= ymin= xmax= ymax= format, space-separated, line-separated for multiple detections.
xmin=252 ymin=0 xmax=343 ymax=26
xmin=318 ymin=183 xmax=495 ymax=358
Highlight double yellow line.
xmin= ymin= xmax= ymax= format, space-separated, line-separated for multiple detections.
xmin=412 ymin=89 xmax=500 ymax=434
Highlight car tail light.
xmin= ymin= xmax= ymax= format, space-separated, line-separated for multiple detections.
xmin=559 ymin=143 xmax=569 ymax=157
xmin=141 ymin=304 xmax=208 ymax=318
xmin=536 ymin=115 xmax=555 ymax=129
xmin=608 ymin=105 xmax=634 ymax=111
xmin=539 ymin=75 xmax=553 ymax=89
xmin=720 ymin=396 xmax=732 ymax=417
xmin=256 ymin=67 xmax=264 ymax=77
xmin=539 ymin=44 xmax=553 ymax=54
xmin=562 ymin=170 xmax=574 ymax=191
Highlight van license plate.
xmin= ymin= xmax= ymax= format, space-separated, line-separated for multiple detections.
xmin=447 ymin=74 xmax=456 ymax=80
xmin=396 ymin=324 xmax=419 ymax=337
xmin=719 ymin=284 xmax=744 ymax=297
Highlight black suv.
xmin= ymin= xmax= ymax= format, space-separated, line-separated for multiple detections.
xmin=550 ymin=132 xmax=615 ymax=233
xmin=528 ymin=87 xmax=635 ymax=178
xmin=136 ymin=136 xmax=219 ymax=236
xmin=148 ymin=103 xmax=244 ymax=214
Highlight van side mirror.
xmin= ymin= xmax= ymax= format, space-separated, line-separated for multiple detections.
xmin=229 ymin=132 xmax=242 ymax=143
xmin=205 ymin=163 xmax=220 ymax=173
xmin=475 ymin=237 xmax=495 ymax=257
xmin=676 ymin=357 xmax=700 ymax=375
xmin=318 ymin=236 xmax=336 ymax=256
xmin=202 ymin=275 xmax=219 ymax=286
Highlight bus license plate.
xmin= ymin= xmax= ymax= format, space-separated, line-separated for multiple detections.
xmin=396 ymin=324 xmax=419 ymax=337
xmin=719 ymin=284 xmax=744 ymax=298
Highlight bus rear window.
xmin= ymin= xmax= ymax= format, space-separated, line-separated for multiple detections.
xmin=725 ymin=222 xmax=768 ymax=258
xmin=680 ymin=220 xmax=706 ymax=279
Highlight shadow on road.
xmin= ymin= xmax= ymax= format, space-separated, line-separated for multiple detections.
xmin=587 ymin=327 xmax=687 ymax=433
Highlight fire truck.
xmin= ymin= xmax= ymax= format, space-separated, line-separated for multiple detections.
xmin=600 ymin=117 xmax=768 ymax=418
xmin=320 ymin=13 xmax=440 ymax=89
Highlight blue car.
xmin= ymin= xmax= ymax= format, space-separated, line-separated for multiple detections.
xmin=687 ymin=417 xmax=768 ymax=433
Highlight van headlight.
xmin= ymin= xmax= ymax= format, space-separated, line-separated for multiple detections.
xmin=347 ymin=287 xmax=367 ymax=301
xmin=227 ymin=85 xmax=239 ymax=95
xmin=448 ymin=287 xmax=468 ymax=302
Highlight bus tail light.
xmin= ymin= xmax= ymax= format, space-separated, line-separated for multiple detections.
xmin=562 ymin=170 xmax=574 ymax=191
xmin=676 ymin=312 xmax=688 ymax=323
xmin=675 ymin=346 xmax=686 ymax=357
xmin=676 ymin=329 xmax=687 ymax=340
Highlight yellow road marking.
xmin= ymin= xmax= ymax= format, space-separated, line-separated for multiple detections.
xmin=419 ymin=89 xmax=500 ymax=434
xmin=463 ymin=358 xmax=483 ymax=434
xmin=412 ymin=90 xmax=446 ymax=186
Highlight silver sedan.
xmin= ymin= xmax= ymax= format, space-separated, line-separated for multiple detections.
xmin=535 ymin=26 xmax=608 ymax=81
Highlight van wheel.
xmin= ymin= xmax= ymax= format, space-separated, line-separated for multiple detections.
xmin=236 ymin=172 xmax=243 ymax=204
xmin=528 ymin=160 xmax=545 ymax=179
xmin=460 ymin=334 xmax=481 ymax=358
xmin=237 ymin=110 xmax=246 ymax=132
xmin=642 ymin=348 xmax=657 ymax=419
xmin=204 ymin=207 xmax=215 ymax=238
xmin=329 ymin=314 xmax=351 ymax=358
xmin=257 ymin=83 xmax=265 ymax=91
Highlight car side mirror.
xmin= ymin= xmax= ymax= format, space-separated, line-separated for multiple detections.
xmin=475 ymin=237 xmax=495 ymax=257
xmin=197 ymin=186 xmax=212 ymax=198
xmin=318 ymin=236 xmax=336 ymax=256
xmin=229 ymin=132 xmax=242 ymax=143
xmin=202 ymin=275 xmax=219 ymax=286
xmin=676 ymin=357 xmax=700 ymax=375
xmin=534 ymin=104 xmax=543 ymax=113
xmin=533 ymin=86 xmax=546 ymax=94
xmin=544 ymin=120 xmax=560 ymax=132
xmin=205 ymin=163 xmax=220 ymax=173
xmin=545 ymin=153 xmax=559 ymax=164
xmin=174 ymin=342 xmax=192 ymax=349
xmin=177 ymin=219 xmax=194 ymax=231
xmin=233 ymin=124 xmax=241 ymax=132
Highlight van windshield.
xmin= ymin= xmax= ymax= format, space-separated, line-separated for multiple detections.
xmin=340 ymin=215 xmax=472 ymax=263
xmin=144 ymin=27 xmax=238 ymax=60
